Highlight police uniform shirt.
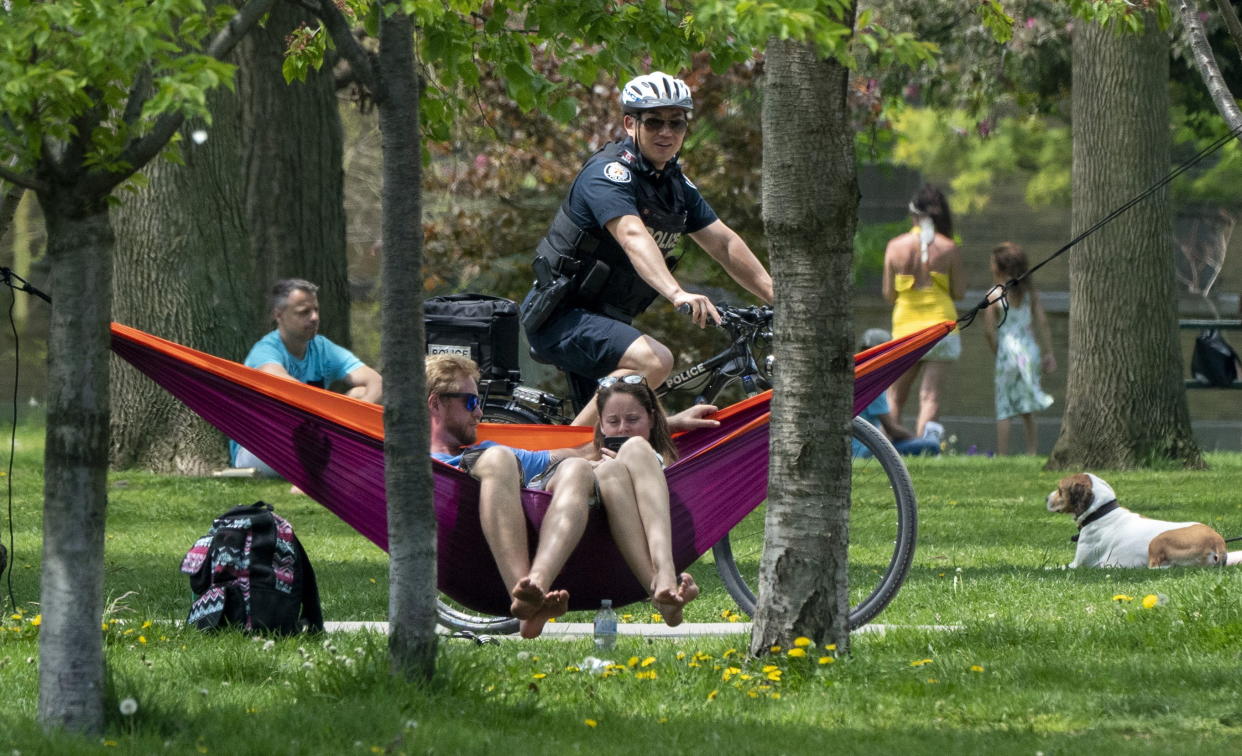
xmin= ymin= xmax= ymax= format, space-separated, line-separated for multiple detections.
xmin=564 ymin=138 xmax=718 ymax=254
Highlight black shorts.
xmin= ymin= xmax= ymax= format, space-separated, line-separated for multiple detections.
xmin=527 ymin=307 xmax=642 ymax=381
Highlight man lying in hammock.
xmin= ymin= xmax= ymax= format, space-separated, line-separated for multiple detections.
xmin=426 ymin=355 xmax=719 ymax=638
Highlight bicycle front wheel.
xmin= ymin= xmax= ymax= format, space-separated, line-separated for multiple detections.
xmin=711 ymin=416 xmax=918 ymax=630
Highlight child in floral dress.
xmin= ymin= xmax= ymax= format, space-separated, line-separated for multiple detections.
xmin=983 ymin=243 xmax=1056 ymax=455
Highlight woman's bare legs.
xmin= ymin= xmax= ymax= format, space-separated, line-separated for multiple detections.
xmin=1021 ymin=413 xmax=1038 ymax=455
xmin=915 ymin=361 xmax=950 ymax=437
xmin=595 ymin=438 xmax=697 ymax=626
xmin=996 ymin=417 xmax=1011 ymax=456
xmin=888 ymin=363 xmax=922 ymax=427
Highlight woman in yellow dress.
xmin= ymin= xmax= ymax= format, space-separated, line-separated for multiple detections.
xmin=882 ymin=184 xmax=965 ymax=438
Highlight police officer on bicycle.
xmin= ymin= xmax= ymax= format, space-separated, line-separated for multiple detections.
xmin=520 ymin=71 xmax=774 ymax=426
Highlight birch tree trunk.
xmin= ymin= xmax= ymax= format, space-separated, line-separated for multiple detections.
xmin=37 ymin=196 xmax=113 ymax=734
xmin=376 ymin=4 xmax=437 ymax=677
xmin=1047 ymin=16 xmax=1200 ymax=469
xmin=751 ymin=29 xmax=857 ymax=656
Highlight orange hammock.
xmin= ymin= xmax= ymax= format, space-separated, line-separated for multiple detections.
xmin=111 ymin=320 xmax=954 ymax=614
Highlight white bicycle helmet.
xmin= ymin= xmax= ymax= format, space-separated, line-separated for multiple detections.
xmin=620 ymin=71 xmax=693 ymax=114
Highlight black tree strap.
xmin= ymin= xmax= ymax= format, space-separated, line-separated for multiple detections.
xmin=956 ymin=122 xmax=1242 ymax=330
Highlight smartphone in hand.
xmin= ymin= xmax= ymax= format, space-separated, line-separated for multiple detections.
xmin=602 ymin=436 xmax=629 ymax=453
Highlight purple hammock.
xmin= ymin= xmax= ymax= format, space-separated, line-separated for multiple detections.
xmin=110 ymin=321 xmax=954 ymax=616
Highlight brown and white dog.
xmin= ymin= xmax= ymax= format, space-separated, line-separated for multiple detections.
xmin=1047 ymin=473 xmax=1241 ymax=568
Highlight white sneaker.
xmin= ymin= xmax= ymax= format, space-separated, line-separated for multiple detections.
xmin=922 ymin=421 xmax=944 ymax=444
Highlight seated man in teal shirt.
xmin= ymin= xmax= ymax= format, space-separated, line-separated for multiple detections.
xmin=231 ymin=278 xmax=383 ymax=474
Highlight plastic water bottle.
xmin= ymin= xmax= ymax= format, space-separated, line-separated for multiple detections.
xmin=593 ymin=599 xmax=618 ymax=649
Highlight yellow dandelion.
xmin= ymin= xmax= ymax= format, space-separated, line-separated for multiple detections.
xmin=707 ymin=689 xmax=718 ymax=701
xmin=138 ymin=636 xmax=147 ymax=644
xmin=1112 ymin=594 xmax=1134 ymax=602
xmin=770 ymin=692 xmax=782 ymax=700
xmin=769 ymin=645 xmax=782 ymax=653
xmin=104 ymin=740 xmax=118 ymax=747
xmin=622 ymin=614 xmax=634 ymax=622
xmin=641 ymin=656 xmax=656 ymax=667
xmin=723 ymin=648 xmax=738 ymax=657
xmin=658 ymin=717 xmax=669 ymax=723
xmin=584 ymin=719 xmax=598 ymax=728
xmin=370 ymin=746 xmax=383 ymax=753
xmin=910 ymin=658 xmax=934 ymax=667
xmin=141 ymin=620 xmax=153 ymax=629
xmin=676 ymin=651 xmax=686 ymax=660
xmin=766 ymin=670 xmax=782 ymax=681
xmin=564 ymin=666 xmax=581 ymax=673
xmin=970 ymin=665 xmax=984 ymax=673
xmin=1141 ymin=594 xmax=1160 ymax=609
xmin=369 ymin=578 xmax=377 ymax=584
xmin=651 ymin=614 xmax=662 ymax=623
xmin=787 ymin=648 xmax=806 ymax=658
xmin=739 ymin=673 xmax=752 ymax=681
xmin=747 ymin=690 xmax=759 ymax=698
xmin=927 ymin=678 xmax=939 ymax=684
xmin=825 ymin=644 xmax=837 ymax=651
xmin=636 ymin=670 xmax=657 ymax=680
xmin=793 ymin=637 xmax=812 ymax=648
xmin=532 ymin=673 xmax=547 ymax=680
xmin=818 ymin=656 xmax=835 ymax=665
xmin=101 ymin=623 xmax=110 ymax=631
xmin=688 ymin=662 xmax=700 ymax=668
xmin=720 ymin=609 xmax=732 ymax=619
xmin=31 ymin=615 xmax=42 ymax=627
xmin=627 ymin=656 xmax=640 ymax=668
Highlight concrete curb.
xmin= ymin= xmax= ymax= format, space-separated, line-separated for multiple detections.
xmin=324 ymin=621 xmax=964 ymax=639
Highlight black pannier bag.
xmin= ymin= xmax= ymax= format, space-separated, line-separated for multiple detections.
xmin=1191 ymin=328 xmax=1240 ymax=387
xmin=424 ymin=293 xmax=521 ymax=382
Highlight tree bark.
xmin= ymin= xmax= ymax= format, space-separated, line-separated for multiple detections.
xmin=110 ymin=1 xmax=347 ymax=473
xmin=1048 ymin=16 xmax=1201 ymax=469
xmin=376 ymin=4 xmax=437 ymax=678
xmin=751 ymin=30 xmax=857 ymax=656
xmin=37 ymin=194 xmax=113 ymax=735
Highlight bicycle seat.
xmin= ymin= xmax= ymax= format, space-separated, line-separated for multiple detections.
xmin=528 ymin=346 xmax=556 ymax=365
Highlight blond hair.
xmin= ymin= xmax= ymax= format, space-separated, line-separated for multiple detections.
xmin=425 ymin=354 xmax=479 ymax=397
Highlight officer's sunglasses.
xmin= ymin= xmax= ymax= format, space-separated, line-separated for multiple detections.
xmin=638 ymin=116 xmax=689 ymax=134
xmin=440 ymin=392 xmax=480 ymax=411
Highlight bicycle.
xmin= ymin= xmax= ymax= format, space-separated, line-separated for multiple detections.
xmin=436 ymin=303 xmax=918 ymax=635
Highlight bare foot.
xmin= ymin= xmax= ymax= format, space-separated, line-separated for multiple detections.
xmin=289 ymin=485 xmax=305 ymax=496
xmin=510 ymin=577 xmax=545 ymax=621
xmin=652 ymin=573 xmax=699 ymax=628
xmin=519 ymin=589 xmax=569 ymax=639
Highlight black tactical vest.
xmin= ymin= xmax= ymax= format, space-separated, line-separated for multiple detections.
xmin=541 ymin=140 xmax=689 ymax=323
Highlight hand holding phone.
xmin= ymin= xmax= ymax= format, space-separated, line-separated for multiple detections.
xmin=602 ymin=436 xmax=628 ymax=453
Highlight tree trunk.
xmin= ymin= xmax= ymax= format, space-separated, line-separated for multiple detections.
xmin=110 ymin=1 xmax=347 ymax=473
xmin=37 ymin=194 xmax=113 ymax=735
xmin=751 ymin=31 xmax=857 ymax=656
xmin=1048 ymin=16 xmax=1201 ymax=469
xmin=377 ymin=5 xmax=437 ymax=677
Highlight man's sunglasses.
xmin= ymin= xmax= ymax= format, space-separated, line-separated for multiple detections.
xmin=440 ymin=392 xmax=480 ymax=411
xmin=598 ymin=374 xmax=646 ymax=389
xmin=638 ymin=116 xmax=689 ymax=134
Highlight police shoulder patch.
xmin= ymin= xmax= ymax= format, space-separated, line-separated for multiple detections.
xmin=603 ymin=162 xmax=632 ymax=184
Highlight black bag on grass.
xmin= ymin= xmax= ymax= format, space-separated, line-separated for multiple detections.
xmin=181 ymin=501 xmax=323 ymax=634
xmin=1191 ymin=328 xmax=1239 ymax=387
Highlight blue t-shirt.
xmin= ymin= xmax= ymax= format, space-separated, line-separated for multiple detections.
xmin=244 ymin=330 xmax=364 ymax=389
xmin=431 ymin=440 xmax=552 ymax=487
xmin=230 ymin=331 xmax=366 ymax=465
xmin=854 ymin=394 xmax=889 ymax=457
xmin=564 ymin=139 xmax=718 ymax=253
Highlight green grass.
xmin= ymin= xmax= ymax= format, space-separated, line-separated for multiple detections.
xmin=4 ymin=423 xmax=1242 ymax=753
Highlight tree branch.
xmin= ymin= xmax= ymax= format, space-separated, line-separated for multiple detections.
xmin=82 ymin=0 xmax=281 ymax=196
xmin=1178 ymin=0 xmax=1242 ymax=132
xmin=0 ymin=162 xmax=48 ymax=194
xmin=302 ymin=0 xmax=381 ymax=99
xmin=1214 ymin=0 xmax=1242 ymax=60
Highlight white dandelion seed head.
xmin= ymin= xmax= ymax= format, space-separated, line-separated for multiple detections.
xmin=119 ymin=697 xmax=138 ymax=716
xmin=302 ymin=661 xmax=314 ymax=670
xmin=191 ymin=129 xmax=208 ymax=145
xmin=263 ymin=640 xmax=275 ymax=651
xmin=516 ymin=651 xmax=531 ymax=661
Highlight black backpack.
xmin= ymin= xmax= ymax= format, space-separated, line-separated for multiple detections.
xmin=1191 ymin=328 xmax=1239 ymax=387
xmin=423 ymin=293 xmax=521 ymax=383
xmin=181 ymin=501 xmax=323 ymax=634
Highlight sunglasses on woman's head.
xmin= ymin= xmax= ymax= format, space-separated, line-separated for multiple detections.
xmin=598 ymin=374 xmax=646 ymax=389
xmin=439 ymin=392 xmax=480 ymax=411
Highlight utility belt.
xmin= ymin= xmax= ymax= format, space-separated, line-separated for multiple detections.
xmin=520 ymin=207 xmax=608 ymax=332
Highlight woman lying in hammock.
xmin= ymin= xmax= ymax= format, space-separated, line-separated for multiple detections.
xmin=590 ymin=374 xmax=700 ymax=625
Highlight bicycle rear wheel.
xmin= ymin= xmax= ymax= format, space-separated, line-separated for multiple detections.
xmin=711 ymin=416 xmax=917 ymax=630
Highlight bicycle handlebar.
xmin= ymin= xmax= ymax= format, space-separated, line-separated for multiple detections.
xmin=678 ymin=301 xmax=771 ymax=328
